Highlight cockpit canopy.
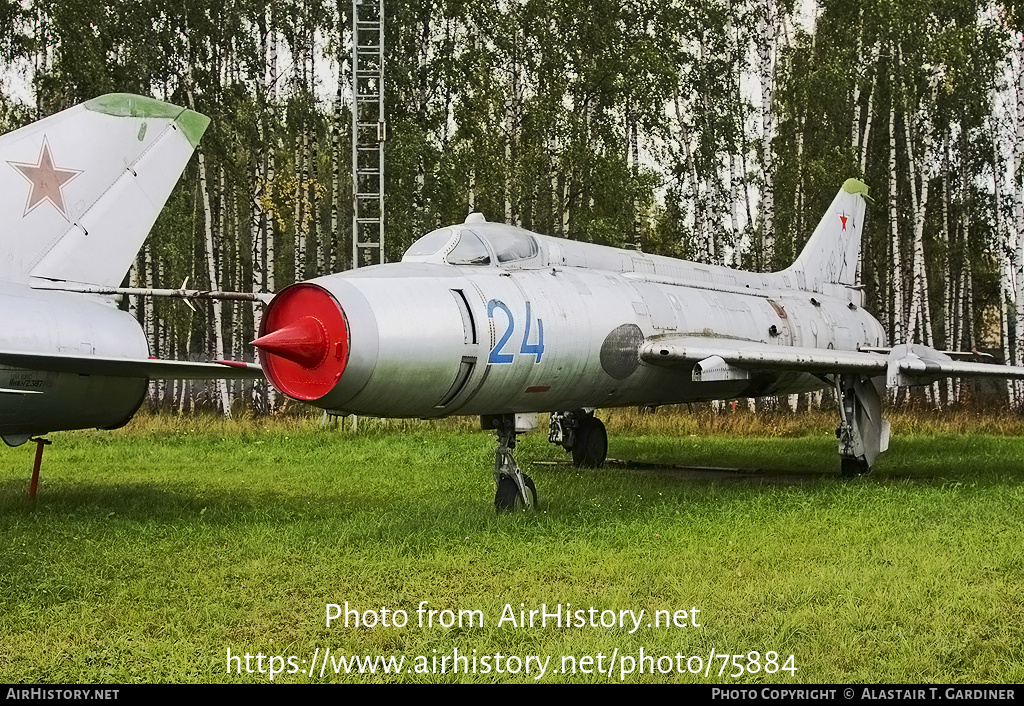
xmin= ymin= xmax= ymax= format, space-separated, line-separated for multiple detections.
xmin=402 ymin=216 xmax=540 ymax=268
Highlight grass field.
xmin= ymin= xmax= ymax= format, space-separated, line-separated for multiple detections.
xmin=1 ymin=406 xmax=1022 ymax=683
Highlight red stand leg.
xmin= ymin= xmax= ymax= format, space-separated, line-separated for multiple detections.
xmin=28 ymin=437 xmax=50 ymax=500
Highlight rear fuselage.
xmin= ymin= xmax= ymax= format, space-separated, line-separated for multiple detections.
xmin=0 ymin=282 xmax=148 ymax=441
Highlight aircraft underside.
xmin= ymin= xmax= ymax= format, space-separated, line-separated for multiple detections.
xmin=479 ymin=368 xmax=884 ymax=511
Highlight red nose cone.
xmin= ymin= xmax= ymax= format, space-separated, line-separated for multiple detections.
xmin=253 ymin=283 xmax=349 ymax=401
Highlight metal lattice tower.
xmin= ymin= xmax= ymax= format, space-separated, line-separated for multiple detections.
xmin=351 ymin=0 xmax=385 ymax=269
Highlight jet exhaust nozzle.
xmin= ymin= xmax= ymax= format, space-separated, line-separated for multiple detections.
xmin=252 ymin=283 xmax=349 ymax=401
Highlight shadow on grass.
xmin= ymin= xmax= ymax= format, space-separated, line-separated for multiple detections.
xmin=599 ymin=457 xmax=945 ymax=485
xmin=0 ymin=478 xmax=445 ymax=525
xmin=1 ymin=431 xmax=1013 ymax=529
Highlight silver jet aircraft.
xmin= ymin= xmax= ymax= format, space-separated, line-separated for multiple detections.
xmin=252 ymin=179 xmax=1024 ymax=510
xmin=0 ymin=93 xmax=260 ymax=482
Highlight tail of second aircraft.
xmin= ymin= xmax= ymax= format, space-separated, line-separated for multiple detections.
xmin=0 ymin=93 xmax=208 ymax=287
xmin=782 ymin=178 xmax=869 ymax=291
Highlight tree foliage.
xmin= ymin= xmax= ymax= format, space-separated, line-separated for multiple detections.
xmin=0 ymin=0 xmax=1020 ymax=411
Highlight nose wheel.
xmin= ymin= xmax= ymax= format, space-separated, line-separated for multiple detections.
xmin=495 ymin=473 xmax=537 ymax=511
xmin=490 ymin=414 xmax=537 ymax=512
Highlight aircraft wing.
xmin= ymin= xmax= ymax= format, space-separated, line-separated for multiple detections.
xmin=0 ymin=349 xmax=263 ymax=380
xmin=640 ymin=337 xmax=1024 ymax=387
xmin=641 ymin=337 xmax=887 ymax=376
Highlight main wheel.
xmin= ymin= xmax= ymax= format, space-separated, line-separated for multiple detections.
xmin=840 ymin=457 xmax=870 ymax=478
xmin=572 ymin=416 xmax=608 ymax=468
xmin=494 ymin=474 xmax=537 ymax=511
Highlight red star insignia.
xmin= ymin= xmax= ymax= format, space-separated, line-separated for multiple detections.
xmin=8 ymin=137 xmax=82 ymax=220
xmin=839 ymin=211 xmax=849 ymax=231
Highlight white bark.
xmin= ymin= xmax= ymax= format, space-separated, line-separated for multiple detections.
xmin=1011 ymin=35 xmax=1024 ymax=403
xmin=755 ymin=0 xmax=778 ymax=267
xmin=859 ymin=42 xmax=880 ymax=176
xmin=197 ymin=147 xmax=231 ymax=416
xmin=903 ymin=111 xmax=933 ymax=349
xmin=294 ymin=131 xmax=306 ymax=282
xmin=674 ymin=92 xmax=706 ymax=256
xmin=941 ymin=149 xmax=955 ymax=405
xmin=888 ymin=49 xmax=904 ymax=344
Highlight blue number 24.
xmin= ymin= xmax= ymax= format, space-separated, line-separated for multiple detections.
xmin=487 ymin=299 xmax=544 ymax=364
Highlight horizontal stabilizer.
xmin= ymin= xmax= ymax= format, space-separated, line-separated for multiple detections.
xmin=885 ymin=344 xmax=1024 ymax=387
xmin=0 ymin=349 xmax=263 ymax=380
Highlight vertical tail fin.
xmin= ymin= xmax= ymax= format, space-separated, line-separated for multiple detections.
xmin=0 ymin=93 xmax=208 ymax=286
xmin=784 ymin=178 xmax=869 ymax=291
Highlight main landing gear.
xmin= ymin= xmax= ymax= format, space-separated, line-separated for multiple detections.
xmin=549 ymin=410 xmax=608 ymax=468
xmin=835 ymin=374 xmax=889 ymax=477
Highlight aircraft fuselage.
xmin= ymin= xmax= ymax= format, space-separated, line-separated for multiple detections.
xmin=256 ymin=224 xmax=887 ymax=419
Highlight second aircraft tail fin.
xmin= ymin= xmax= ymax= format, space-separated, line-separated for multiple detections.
xmin=0 ymin=93 xmax=208 ymax=287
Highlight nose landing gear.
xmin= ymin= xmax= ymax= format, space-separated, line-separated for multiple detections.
xmin=486 ymin=414 xmax=537 ymax=512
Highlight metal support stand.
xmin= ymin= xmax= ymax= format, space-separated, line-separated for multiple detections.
xmin=28 ymin=437 xmax=51 ymax=500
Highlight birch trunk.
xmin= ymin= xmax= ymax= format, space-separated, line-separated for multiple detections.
xmin=330 ymin=75 xmax=343 ymax=273
xmin=991 ymin=114 xmax=1016 ymax=405
xmin=755 ymin=0 xmax=777 ymax=268
xmin=197 ymin=147 xmax=231 ymax=416
xmin=888 ymin=56 xmax=904 ymax=345
xmin=673 ymin=92 xmax=705 ymax=256
xmin=294 ymin=131 xmax=306 ymax=282
xmin=1012 ymin=36 xmax=1024 ymax=404
xmin=941 ymin=147 xmax=955 ymax=405
xmin=903 ymin=114 xmax=932 ymax=350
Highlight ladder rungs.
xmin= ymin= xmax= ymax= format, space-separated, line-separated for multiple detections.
xmin=353 ymin=6 xmax=384 ymax=266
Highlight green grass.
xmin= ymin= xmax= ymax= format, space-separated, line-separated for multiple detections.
xmin=1 ymin=408 xmax=1022 ymax=683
